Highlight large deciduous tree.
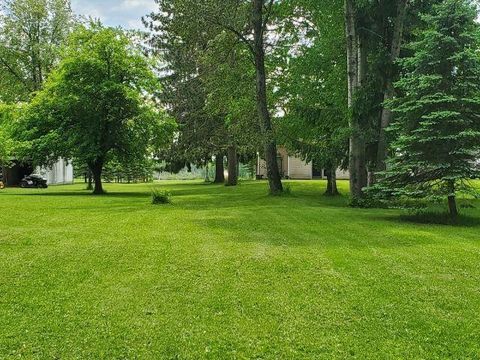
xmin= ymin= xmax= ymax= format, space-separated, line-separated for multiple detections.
xmin=345 ymin=0 xmax=367 ymax=198
xmin=201 ymin=33 xmax=261 ymax=187
xmin=15 ymin=24 xmax=175 ymax=194
xmin=375 ymin=0 xmax=408 ymax=174
xmin=344 ymin=0 xmax=414 ymax=198
xmin=274 ymin=0 xmax=349 ymax=196
xmin=146 ymin=0 xmax=284 ymax=194
xmin=372 ymin=0 xmax=480 ymax=219
xmin=0 ymin=0 xmax=74 ymax=102
xmin=251 ymin=0 xmax=284 ymax=194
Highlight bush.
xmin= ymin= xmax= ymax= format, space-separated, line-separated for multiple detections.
xmin=151 ymin=188 xmax=172 ymax=205
xmin=349 ymin=195 xmax=430 ymax=210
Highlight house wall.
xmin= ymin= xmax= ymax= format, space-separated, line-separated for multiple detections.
xmin=257 ymin=157 xmax=267 ymax=178
xmin=256 ymin=147 xmax=350 ymax=181
xmin=256 ymin=151 xmax=312 ymax=180
xmin=335 ymin=169 xmax=350 ymax=180
xmin=2 ymin=158 xmax=73 ymax=187
xmin=287 ymin=156 xmax=312 ymax=179
xmin=37 ymin=158 xmax=74 ymax=185
xmin=278 ymin=147 xmax=289 ymax=177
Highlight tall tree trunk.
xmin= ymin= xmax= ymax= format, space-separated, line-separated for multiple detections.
xmin=325 ymin=166 xmax=339 ymax=196
xmin=345 ymin=0 xmax=358 ymax=107
xmin=226 ymin=145 xmax=238 ymax=186
xmin=448 ymin=196 xmax=458 ymax=220
xmin=253 ymin=0 xmax=283 ymax=195
xmin=367 ymin=169 xmax=376 ymax=187
xmin=345 ymin=0 xmax=367 ymax=198
xmin=87 ymin=170 xmax=93 ymax=191
xmin=448 ymin=180 xmax=458 ymax=220
xmin=214 ymin=153 xmax=225 ymax=183
xmin=376 ymin=0 xmax=408 ymax=175
xmin=204 ymin=162 xmax=210 ymax=182
xmin=89 ymin=160 xmax=104 ymax=195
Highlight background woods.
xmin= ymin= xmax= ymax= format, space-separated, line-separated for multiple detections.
xmin=1 ymin=0 xmax=479 ymax=214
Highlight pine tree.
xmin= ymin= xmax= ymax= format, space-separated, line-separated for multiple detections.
xmin=374 ymin=0 xmax=480 ymax=219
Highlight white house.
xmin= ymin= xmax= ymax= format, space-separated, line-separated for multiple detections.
xmin=37 ymin=158 xmax=74 ymax=185
xmin=257 ymin=147 xmax=349 ymax=180
xmin=2 ymin=158 xmax=74 ymax=186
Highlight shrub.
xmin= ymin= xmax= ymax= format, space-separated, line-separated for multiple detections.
xmin=349 ymin=196 xmax=385 ymax=208
xmin=151 ymin=188 xmax=172 ymax=205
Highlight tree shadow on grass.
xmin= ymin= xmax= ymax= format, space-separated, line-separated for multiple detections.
xmin=0 ymin=181 xmax=383 ymax=214
xmin=0 ymin=188 xmax=354 ymax=215
xmin=0 ymin=191 xmax=151 ymax=199
xmin=186 ymin=211 xmax=449 ymax=249
xmin=365 ymin=212 xmax=480 ymax=228
xmin=1 ymin=182 xmax=227 ymax=197
xmin=399 ymin=213 xmax=480 ymax=227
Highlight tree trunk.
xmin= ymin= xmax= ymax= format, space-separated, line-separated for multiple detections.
xmin=214 ymin=153 xmax=225 ymax=183
xmin=350 ymin=126 xmax=367 ymax=198
xmin=376 ymin=82 xmax=395 ymax=173
xmin=376 ymin=0 xmax=408 ymax=174
xmin=367 ymin=169 xmax=376 ymax=187
xmin=345 ymin=0 xmax=367 ymax=199
xmin=226 ymin=145 xmax=238 ymax=186
xmin=448 ymin=180 xmax=458 ymax=220
xmin=204 ymin=162 xmax=210 ymax=182
xmin=89 ymin=160 xmax=104 ymax=195
xmin=87 ymin=171 xmax=93 ymax=191
xmin=345 ymin=0 xmax=358 ymax=108
xmin=448 ymin=196 xmax=458 ymax=220
xmin=325 ymin=167 xmax=339 ymax=196
xmin=253 ymin=0 xmax=283 ymax=195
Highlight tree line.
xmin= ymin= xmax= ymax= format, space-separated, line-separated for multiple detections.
xmin=1 ymin=0 xmax=479 ymax=218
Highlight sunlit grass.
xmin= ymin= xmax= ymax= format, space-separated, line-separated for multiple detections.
xmin=0 ymin=180 xmax=479 ymax=358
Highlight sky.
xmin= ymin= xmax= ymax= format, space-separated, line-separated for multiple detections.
xmin=71 ymin=0 xmax=157 ymax=30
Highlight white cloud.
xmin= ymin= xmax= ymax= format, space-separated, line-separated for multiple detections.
xmin=71 ymin=0 xmax=108 ymax=22
xmin=117 ymin=0 xmax=157 ymax=12
xmin=127 ymin=18 xmax=145 ymax=29
xmin=71 ymin=0 xmax=156 ymax=29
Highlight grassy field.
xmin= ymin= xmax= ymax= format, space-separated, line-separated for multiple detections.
xmin=0 ymin=180 xmax=479 ymax=359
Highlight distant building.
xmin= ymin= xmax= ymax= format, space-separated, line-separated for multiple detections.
xmin=1 ymin=158 xmax=74 ymax=186
xmin=36 ymin=158 xmax=74 ymax=185
xmin=256 ymin=147 xmax=349 ymax=180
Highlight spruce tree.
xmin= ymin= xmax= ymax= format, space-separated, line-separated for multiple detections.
xmin=374 ymin=0 xmax=480 ymax=219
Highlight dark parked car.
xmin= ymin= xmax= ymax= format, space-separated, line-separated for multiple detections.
xmin=20 ymin=174 xmax=48 ymax=189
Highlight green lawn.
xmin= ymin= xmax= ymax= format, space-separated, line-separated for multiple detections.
xmin=0 ymin=180 xmax=479 ymax=359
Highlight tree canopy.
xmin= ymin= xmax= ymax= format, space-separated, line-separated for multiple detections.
xmin=1 ymin=0 xmax=479 ymax=219
xmin=0 ymin=104 xmax=17 ymax=164
xmin=15 ymin=23 xmax=175 ymax=194
xmin=0 ymin=0 xmax=74 ymax=102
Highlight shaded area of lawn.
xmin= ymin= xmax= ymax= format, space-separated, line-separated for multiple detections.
xmin=0 ymin=180 xmax=479 ymax=358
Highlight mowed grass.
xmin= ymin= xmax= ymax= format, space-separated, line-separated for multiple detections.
xmin=0 ymin=180 xmax=479 ymax=359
